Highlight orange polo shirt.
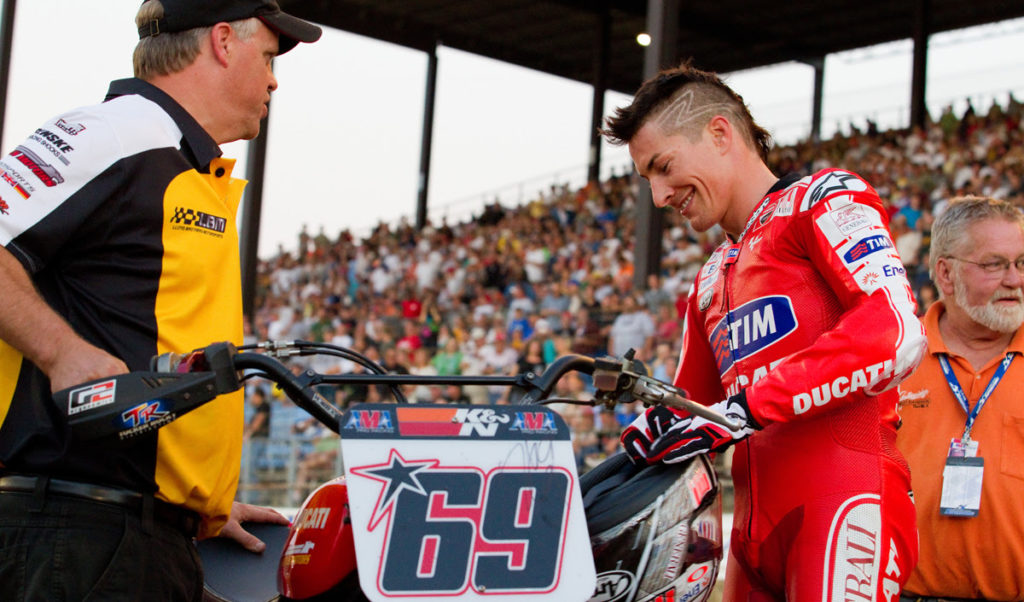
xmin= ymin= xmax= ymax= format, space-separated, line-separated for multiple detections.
xmin=896 ymin=301 xmax=1024 ymax=600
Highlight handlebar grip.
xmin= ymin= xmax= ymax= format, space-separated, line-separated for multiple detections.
xmin=57 ymin=342 xmax=243 ymax=443
xmin=54 ymin=371 xmax=222 ymax=442
xmin=660 ymin=395 xmax=745 ymax=431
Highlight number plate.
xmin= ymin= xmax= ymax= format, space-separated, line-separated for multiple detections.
xmin=340 ymin=403 xmax=596 ymax=600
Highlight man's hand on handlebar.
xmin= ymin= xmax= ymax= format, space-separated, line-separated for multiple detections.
xmin=621 ymin=391 xmax=761 ymax=465
xmin=217 ymin=501 xmax=291 ymax=553
xmin=46 ymin=336 xmax=128 ymax=392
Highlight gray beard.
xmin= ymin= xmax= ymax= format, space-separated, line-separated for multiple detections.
xmin=953 ymin=276 xmax=1024 ymax=333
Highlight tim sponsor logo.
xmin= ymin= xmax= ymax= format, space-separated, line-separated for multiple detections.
xmin=843 ymin=235 xmax=893 ymax=264
xmin=710 ymin=296 xmax=798 ymax=375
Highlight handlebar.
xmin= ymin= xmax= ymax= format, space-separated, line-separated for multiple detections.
xmin=53 ymin=340 xmax=743 ymax=443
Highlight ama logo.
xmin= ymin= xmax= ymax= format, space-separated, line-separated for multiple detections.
xmin=843 ymin=234 xmax=893 ymax=264
xmin=345 ymin=410 xmax=394 ymax=432
xmin=510 ymin=411 xmax=557 ymax=433
xmin=710 ymin=296 xmax=798 ymax=375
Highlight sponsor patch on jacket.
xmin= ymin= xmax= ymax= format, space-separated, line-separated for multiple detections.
xmin=828 ymin=203 xmax=872 ymax=236
xmin=710 ymin=295 xmax=798 ymax=375
xmin=697 ymin=247 xmax=726 ymax=297
xmin=801 ymin=170 xmax=867 ymax=212
xmin=170 ymin=207 xmax=227 ymax=236
xmin=842 ymin=234 xmax=894 ymax=265
xmin=10 ymin=146 xmax=64 ymax=187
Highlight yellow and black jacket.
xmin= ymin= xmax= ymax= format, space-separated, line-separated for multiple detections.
xmin=0 ymin=78 xmax=245 ymax=537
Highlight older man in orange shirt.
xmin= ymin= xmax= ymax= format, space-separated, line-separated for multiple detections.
xmin=898 ymin=195 xmax=1024 ymax=601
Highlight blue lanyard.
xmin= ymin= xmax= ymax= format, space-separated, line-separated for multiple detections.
xmin=937 ymin=352 xmax=1015 ymax=441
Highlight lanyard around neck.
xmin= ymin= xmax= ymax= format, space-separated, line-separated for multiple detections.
xmin=937 ymin=351 xmax=1015 ymax=441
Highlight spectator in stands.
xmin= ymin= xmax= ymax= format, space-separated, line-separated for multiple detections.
xmin=653 ymin=303 xmax=682 ymax=346
xmin=396 ymin=319 xmax=423 ymax=352
xmin=514 ymin=337 xmax=547 ymax=378
xmin=569 ymin=306 xmax=605 ymax=357
xmin=431 ymin=337 xmax=463 ymax=376
xmin=537 ymin=281 xmax=571 ymax=333
xmin=570 ymin=408 xmax=601 ymax=472
xmin=607 ymin=295 xmax=656 ymax=360
xmin=479 ymin=332 xmax=519 ymax=404
xmin=244 ymin=387 xmax=272 ymax=440
xmin=290 ymin=419 xmax=339 ymax=505
xmin=643 ymin=273 xmax=674 ymax=310
xmin=440 ymin=385 xmax=471 ymax=404
xmin=650 ymin=342 xmax=678 ymax=383
xmin=408 ymin=347 xmax=439 ymax=403
xmin=897 ymin=196 xmax=1024 ymax=600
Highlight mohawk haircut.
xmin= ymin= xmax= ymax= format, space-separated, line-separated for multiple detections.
xmin=602 ymin=62 xmax=772 ymax=161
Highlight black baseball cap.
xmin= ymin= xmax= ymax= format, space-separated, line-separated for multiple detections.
xmin=138 ymin=0 xmax=322 ymax=54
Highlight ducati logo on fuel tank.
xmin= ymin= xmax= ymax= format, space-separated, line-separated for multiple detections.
xmin=710 ymin=295 xmax=798 ymax=375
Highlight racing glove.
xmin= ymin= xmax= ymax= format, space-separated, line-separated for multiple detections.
xmin=621 ymin=392 xmax=760 ymax=465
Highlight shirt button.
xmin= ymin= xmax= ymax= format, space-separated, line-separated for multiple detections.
xmin=215 ymin=167 xmax=225 ymax=177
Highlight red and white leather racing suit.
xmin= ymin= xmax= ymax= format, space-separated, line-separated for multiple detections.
xmin=674 ymin=169 xmax=926 ymax=601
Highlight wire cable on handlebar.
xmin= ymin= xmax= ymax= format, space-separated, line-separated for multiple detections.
xmin=238 ymin=340 xmax=408 ymax=403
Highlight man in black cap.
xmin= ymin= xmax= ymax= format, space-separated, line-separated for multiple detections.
xmin=0 ymin=1 xmax=320 ymax=598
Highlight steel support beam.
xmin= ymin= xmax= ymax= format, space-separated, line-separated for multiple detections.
xmin=416 ymin=43 xmax=438 ymax=230
xmin=0 ymin=0 xmax=18 ymax=147
xmin=810 ymin=57 xmax=825 ymax=142
xmin=240 ymin=101 xmax=271 ymax=323
xmin=910 ymin=0 xmax=930 ymax=129
xmin=634 ymin=0 xmax=678 ymax=290
xmin=588 ymin=3 xmax=611 ymax=184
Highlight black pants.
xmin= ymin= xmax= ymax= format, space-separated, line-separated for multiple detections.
xmin=0 ymin=489 xmax=203 ymax=601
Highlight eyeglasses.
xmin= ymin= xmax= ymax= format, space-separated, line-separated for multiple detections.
xmin=945 ymin=256 xmax=1024 ymax=275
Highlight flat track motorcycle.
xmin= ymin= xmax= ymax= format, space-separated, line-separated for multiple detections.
xmin=54 ymin=341 xmax=739 ymax=602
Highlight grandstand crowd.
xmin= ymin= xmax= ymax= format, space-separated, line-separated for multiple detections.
xmin=240 ymin=96 xmax=1024 ymax=504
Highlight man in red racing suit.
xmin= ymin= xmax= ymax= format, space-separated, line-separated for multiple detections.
xmin=603 ymin=65 xmax=926 ymax=600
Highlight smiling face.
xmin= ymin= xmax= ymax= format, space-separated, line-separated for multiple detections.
xmin=629 ymin=120 xmax=734 ymax=234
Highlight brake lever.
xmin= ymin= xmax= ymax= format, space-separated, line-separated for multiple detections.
xmin=627 ymin=372 xmax=745 ymax=431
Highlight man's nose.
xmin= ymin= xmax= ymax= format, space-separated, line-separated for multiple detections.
xmin=650 ymin=180 xmax=673 ymax=208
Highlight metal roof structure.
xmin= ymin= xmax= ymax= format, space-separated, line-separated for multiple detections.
xmin=279 ymin=0 xmax=1024 ymax=96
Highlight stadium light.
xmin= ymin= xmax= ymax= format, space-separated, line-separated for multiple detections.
xmin=636 ymin=33 xmax=651 ymax=47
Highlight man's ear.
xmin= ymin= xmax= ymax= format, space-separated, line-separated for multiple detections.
xmin=707 ymin=114 xmax=732 ymax=154
xmin=209 ymin=22 xmax=233 ymax=68
xmin=934 ymin=256 xmax=956 ymax=298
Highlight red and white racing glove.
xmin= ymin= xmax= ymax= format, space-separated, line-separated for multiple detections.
xmin=621 ymin=392 xmax=760 ymax=465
